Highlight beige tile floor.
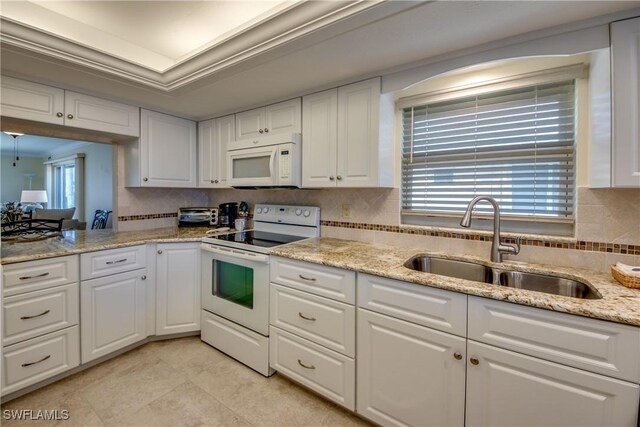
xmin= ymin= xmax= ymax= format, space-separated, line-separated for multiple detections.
xmin=1 ymin=337 xmax=371 ymax=427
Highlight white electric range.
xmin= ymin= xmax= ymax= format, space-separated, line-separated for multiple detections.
xmin=200 ymin=204 xmax=320 ymax=376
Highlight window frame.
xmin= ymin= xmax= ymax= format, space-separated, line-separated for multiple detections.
xmin=397 ymin=64 xmax=586 ymax=236
xmin=44 ymin=153 xmax=85 ymax=220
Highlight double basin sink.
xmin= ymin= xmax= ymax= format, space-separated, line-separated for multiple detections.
xmin=404 ymin=255 xmax=601 ymax=299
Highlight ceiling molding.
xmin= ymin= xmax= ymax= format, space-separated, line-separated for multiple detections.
xmin=0 ymin=1 xmax=390 ymax=92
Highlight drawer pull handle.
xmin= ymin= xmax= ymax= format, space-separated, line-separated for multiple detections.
xmin=297 ymin=359 xmax=316 ymax=370
xmin=298 ymin=274 xmax=316 ymax=282
xmin=106 ymin=258 xmax=128 ymax=265
xmin=298 ymin=312 xmax=316 ymax=321
xmin=22 ymin=355 xmax=51 ymax=367
xmin=20 ymin=310 xmax=51 ymax=320
xmin=19 ymin=272 xmax=50 ymax=280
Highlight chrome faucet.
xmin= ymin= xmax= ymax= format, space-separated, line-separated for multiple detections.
xmin=460 ymin=196 xmax=521 ymax=263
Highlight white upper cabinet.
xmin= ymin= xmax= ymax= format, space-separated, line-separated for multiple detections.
xmin=0 ymin=77 xmax=64 ymax=125
xmin=302 ymin=78 xmax=394 ymax=188
xmin=63 ymin=91 xmax=140 ymax=137
xmin=198 ymin=115 xmax=234 ymax=188
xmin=132 ymin=109 xmax=197 ymax=187
xmin=611 ymin=17 xmax=640 ymax=187
xmin=233 ymin=98 xmax=301 ymax=146
xmin=0 ymin=76 xmax=139 ymax=137
xmin=302 ymin=89 xmax=338 ymax=187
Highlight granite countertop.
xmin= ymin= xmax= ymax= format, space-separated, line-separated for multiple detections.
xmin=0 ymin=227 xmax=224 ymax=264
xmin=269 ymin=237 xmax=640 ymax=327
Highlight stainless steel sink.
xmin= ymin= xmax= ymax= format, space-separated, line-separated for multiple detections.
xmin=403 ymin=255 xmax=602 ymax=299
xmin=498 ymin=271 xmax=601 ymax=299
xmin=403 ymin=255 xmax=493 ymax=283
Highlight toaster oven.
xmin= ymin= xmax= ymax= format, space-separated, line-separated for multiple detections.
xmin=178 ymin=207 xmax=218 ymax=227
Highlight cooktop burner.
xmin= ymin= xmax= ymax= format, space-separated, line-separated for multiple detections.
xmin=207 ymin=230 xmax=307 ymax=249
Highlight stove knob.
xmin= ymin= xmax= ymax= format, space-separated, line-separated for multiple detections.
xmin=295 ymin=208 xmax=302 ymax=216
xmin=303 ymin=210 xmax=311 ymax=217
xmin=256 ymin=207 xmax=263 ymax=214
xmin=263 ymin=207 xmax=269 ymax=213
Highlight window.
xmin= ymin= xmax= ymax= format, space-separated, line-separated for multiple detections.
xmin=400 ymin=72 xmax=577 ymax=234
xmin=53 ymin=162 xmax=76 ymax=209
xmin=44 ymin=153 xmax=84 ymax=218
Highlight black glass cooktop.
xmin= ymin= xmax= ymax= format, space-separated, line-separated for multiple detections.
xmin=211 ymin=230 xmax=307 ymax=249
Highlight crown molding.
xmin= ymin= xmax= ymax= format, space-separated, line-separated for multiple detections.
xmin=0 ymin=1 xmax=402 ymax=92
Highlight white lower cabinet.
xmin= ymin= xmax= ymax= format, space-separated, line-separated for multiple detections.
xmin=80 ymin=269 xmax=147 ymax=363
xmin=270 ymin=326 xmax=355 ymax=410
xmin=357 ymin=308 xmax=466 ymax=427
xmin=466 ymin=340 xmax=640 ymax=427
xmin=155 ymin=243 xmax=200 ymax=335
xmin=269 ymin=258 xmax=356 ymax=410
xmin=2 ymin=326 xmax=80 ymax=395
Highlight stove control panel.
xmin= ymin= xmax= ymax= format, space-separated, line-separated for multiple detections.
xmin=253 ymin=204 xmax=320 ymax=227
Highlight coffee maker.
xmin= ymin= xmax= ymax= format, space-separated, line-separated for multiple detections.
xmin=218 ymin=202 xmax=238 ymax=228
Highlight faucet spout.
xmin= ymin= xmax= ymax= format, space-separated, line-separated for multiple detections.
xmin=460 ymin=196 xmax=520 ymax=263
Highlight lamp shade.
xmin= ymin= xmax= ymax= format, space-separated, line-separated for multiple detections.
xmin=20 ymin=190 xmax=48 ymax=204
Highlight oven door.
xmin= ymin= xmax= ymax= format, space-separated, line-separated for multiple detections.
xmin=200 ymin=243 xmax=270 ymax=336
xmin=227 ymin=145 xmax=278 ymax=187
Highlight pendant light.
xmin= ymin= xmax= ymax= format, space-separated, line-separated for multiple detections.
xmin=3 ymin=132 xmax=24 ymax=167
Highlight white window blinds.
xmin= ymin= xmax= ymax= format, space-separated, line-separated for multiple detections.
xmin=401 ymin=80 xmax=576 ymax=220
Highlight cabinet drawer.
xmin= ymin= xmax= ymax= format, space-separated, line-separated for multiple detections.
xmin=270 ymin=326 xmax=355 ymax=410
xmin=3 ymin=256 xmax=79 ymax=297
xmin=468 ymin=296 xmax=640 ymax=382
xmin=270 ymin=284 xmax=355 ymax=357
xmin=3 ymin=283 xmax=79 ymax=346
xmin=270 ymin=257 xmax=355 ymax=304
xmin=2 ymin=326 xmax=80 ymax=395
xmin=358 ymin=273 xmax=467 ymax=337
xmin=80 ymin=245 xmax=146 ymax=280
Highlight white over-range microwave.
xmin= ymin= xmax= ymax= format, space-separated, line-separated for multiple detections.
xmin=227 ymin=133 xmax=301 ymax=188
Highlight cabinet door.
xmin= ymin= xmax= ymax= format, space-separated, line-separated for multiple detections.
xmin=357 ymin=309 xmax=466 ymax=427
xmin=302 ymin=89 xmax=338 ymax=187
xmin=198 ymin=115 xmax=234 ymax=188
xmin=337 ymin=78 xmax=380 ymax=187
xmin=155 ymin=243 xmax=200 ymax=335
xmin=140 ymin=109 xmax=197 ymax=187
xmin=80 ymin=269 xmax=147 ymax=363
xmin=611 ymin=17 xmax=640 ymax=187
xmin=235 ymin=107 xmax=265 ymax=141
xmin=64 ymin=91 xmax=140 ymax=137
xmin=466 ymin=341 xmax=640 ymax=427
xmin=0 ymin=76 xmax=64 ymax=125
xmin=265 ymin=98 xmax=301 ymax=135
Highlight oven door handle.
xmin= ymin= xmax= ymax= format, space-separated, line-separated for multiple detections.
xmin=201 ymin=244 xmax=269 ymax=264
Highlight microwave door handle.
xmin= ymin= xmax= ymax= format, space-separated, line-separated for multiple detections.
xmin=270 ymin=148 xmax=277 ymax=185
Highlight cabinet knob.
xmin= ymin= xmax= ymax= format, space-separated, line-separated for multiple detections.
xmin=336 ymin=175 xmax=343 ymax=180
xmin=470 ymin=357 xmax=480 ymax=365
xmin=143 ymin=177 xmax=148 ymax=182
xmin=141 ymin=275 xmax=147 ymax=280
xmin=157 ymin=250 xmax=163 ymax=254
xmin=210 ymin=180 xmax=214 ymax=183
xmin=214 ymin=179 xmax=219 ymax=183
xmin=329 ymin=176 xmax=335 ymax=181
xmin=453 ymin=352 xmax=462 ymax=360
xmin=67 ymin=114 xmax=74 ymax=119
xmin=264 ymin=128 xmax=269 ymax=133
xmin=259 ymin=129 xmax=264 ymax=134
xmin=56 ymin=112 xmax=64 ymax=118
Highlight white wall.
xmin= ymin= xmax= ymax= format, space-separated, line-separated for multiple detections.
xmin=0 ymin=155 xmax=46 ymax=202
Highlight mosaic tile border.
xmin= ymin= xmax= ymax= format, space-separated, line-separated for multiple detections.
xmin=320 ymin=220 xmax=640 ymax=255
xmin=118 ymin=212 xmax=177 ymax=222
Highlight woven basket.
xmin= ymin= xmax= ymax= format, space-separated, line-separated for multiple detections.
xmin=611 ymin=264 xmax=640 ymax=289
